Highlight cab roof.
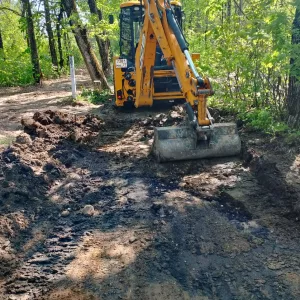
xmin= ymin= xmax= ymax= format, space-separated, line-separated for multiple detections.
xmin=120 ymin=1 xmax=181 ymax=8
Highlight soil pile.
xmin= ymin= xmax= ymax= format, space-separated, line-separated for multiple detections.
xmin=0 ymin=111 xmax=104 ymax=282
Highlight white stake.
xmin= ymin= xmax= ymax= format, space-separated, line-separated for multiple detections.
xmin=69 ymin=56 xmax=76 ymax=99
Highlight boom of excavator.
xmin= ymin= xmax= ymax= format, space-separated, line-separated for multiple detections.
xmin=113 ymin=0 xmax=241 ymax=162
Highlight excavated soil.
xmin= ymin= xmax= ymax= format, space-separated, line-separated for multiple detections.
xmin=0 ymin=104 xmax=300 ymax=300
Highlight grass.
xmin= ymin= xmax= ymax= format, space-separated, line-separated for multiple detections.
xmin=0 ymin=136 xmax=15 ymax=146
xmin=79 ymin=88 xmax=112 ymax=105
xmin=284 ymin=130 xmax=300 ymax=146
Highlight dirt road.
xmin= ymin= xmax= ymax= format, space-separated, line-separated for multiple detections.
xmin=0 ymin=72 xmax=95 ymax=149
xmin=0 ymin=79 xmax=300 ymax=300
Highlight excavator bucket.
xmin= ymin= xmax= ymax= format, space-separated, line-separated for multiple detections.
xmin=152 ymin=123 xmax=241 ymax=162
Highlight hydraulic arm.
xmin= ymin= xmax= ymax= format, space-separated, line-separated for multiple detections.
xmin=135 ymin=0 xmax=213 ymax=127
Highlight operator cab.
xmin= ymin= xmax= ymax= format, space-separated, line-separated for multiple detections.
xmin=119 ymin=1 xmax=183 ymax=67
xmin=119 ymin=2 xmax=144 ymax=66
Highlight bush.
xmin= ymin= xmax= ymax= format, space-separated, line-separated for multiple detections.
xmin=240 ymin=109 xmax=288 ymax=135
xmin=0 ymin=55 xmax=34 ymax=86
xmin=80 ymin=88 xmax=111 ymax=104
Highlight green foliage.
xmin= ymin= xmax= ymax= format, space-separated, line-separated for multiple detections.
xmin=285 ymin=130 xmax=300 ymax=145
xmin=184 ymin=0 xmax=294 ymax=124
xmin=78 ymin=0 xmax=121 ymax=55
xmin=0 ymin=2 xmax=33 ymax=85
xmin=80 ymin=88 xmax=111 ymax=104
xmin=0 ymin=54 xmax=33 ymax=86
xmin=0 ymin=0 xmax=82 ymax=86
xmin=180 ymin=0 xmax=300 ymax=135
xmin=0 ymin=136 xmax=15 ymax=146
xmin=240 ymin=109 xmax=289 ymax=134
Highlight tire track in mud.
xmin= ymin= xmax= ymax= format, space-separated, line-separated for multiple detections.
xmin=1 ymin=108 xmax=300 ymax=299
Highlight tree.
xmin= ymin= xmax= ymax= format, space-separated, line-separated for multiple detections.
xmin=56 ymin=7 xmax=65 ymax=69
xmin=22 ymin=0 xmax=41 ymax=84
xmin=0 ymin=28 xmax=4 ymax=60
xmin=287 ymin=4 xmax=300 ymax=128
xmin=44 ymin=0 xmax=58 ymax=70
xmin=87 ymin=0 xmax=112 ymax=78
xmin=62 ymin=0 xmax=109 ymax=90
xmin=0 ymin=29 xmax=3 ymax=51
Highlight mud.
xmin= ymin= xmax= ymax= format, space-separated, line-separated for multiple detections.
xmin=0 ymin=104 xmax=300 ymax=300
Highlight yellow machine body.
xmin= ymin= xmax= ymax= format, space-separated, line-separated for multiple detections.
xmin=114 ymin=1 xmax=186 ymax=109
xmin=113 ymin=58 xmax=184 ymax=106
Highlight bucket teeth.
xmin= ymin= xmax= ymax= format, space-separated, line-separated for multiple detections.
xmin=152 ymin=123 xmax=241 ymax=162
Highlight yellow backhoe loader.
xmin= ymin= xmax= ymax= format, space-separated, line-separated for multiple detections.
xmin=113 ymin=0 xmax=241 ymax=162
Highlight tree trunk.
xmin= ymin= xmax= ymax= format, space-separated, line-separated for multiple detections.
xmin=87 ymin=0 xmax=111 ymax=78
xmin=44 ymin=0 xmax=58 ymax=70
xmin=22 ymin=0 xmax=41 ymax=84
xmin=287 ymin=6 xmax=300 ymax=128
xmin=95 ymin=36 xmax=111 ymax=78
xmin=227 ymin=0 xmax=232 ymax=19
xmin=62 ymin=0 xmax=109 ymax=90
xmin=0 ymin=29 xmax=3 ymax=50
xmin=0 ymin=29 xmax=4 ymax=59
xmin=56 ymin=8 xmax=64 ymax=68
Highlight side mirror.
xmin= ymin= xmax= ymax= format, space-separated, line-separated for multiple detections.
xmin=109 ymin=14 xmax=114 ymax=24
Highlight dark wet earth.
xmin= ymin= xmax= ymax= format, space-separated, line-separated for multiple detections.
xmin=0 ymin=107 xmax=300 ymax=300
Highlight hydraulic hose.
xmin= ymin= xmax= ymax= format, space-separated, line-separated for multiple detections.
xmin=166 ymin=9 xmax=205 ymax=87
xmin=185 ymin=103 xmax=197 ymax=128
xmin=166 ymin=9 xmax=187 ymax=52
xmin=184 ymin=50 xmax=204 ymax=87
